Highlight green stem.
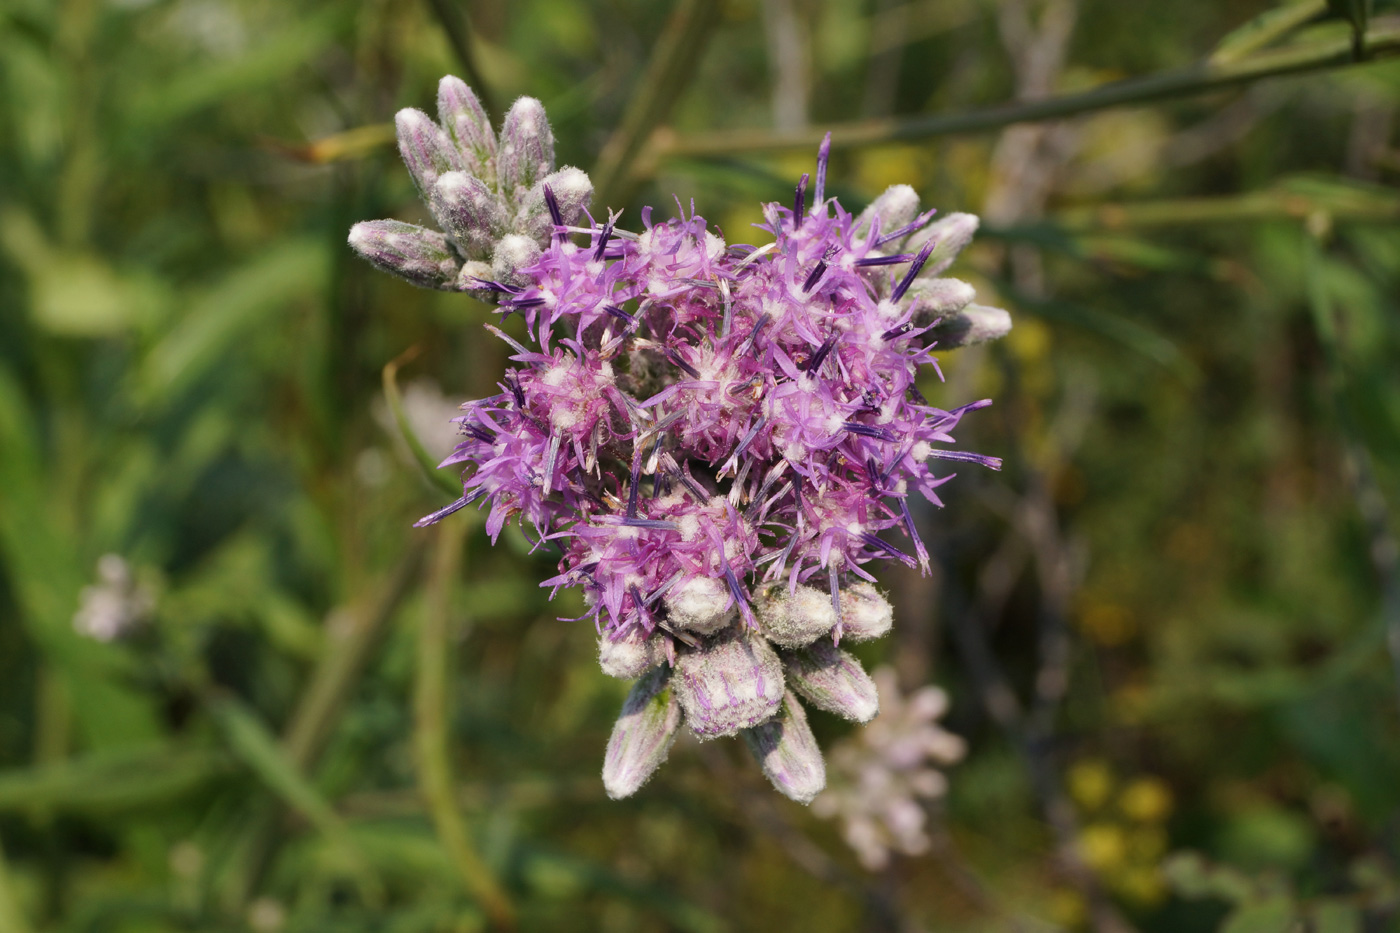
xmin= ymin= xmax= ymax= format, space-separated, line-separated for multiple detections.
xmin=421 ymin=0 xmax=497 ymax=118
xmin=416 ymin=522 xmax=516 ymax=929
xmin=1053 ymin=177 xmax=1400 ymax=229
xmin=0 ymin=835 xmax=33 ymax=933
xmin=654 ymin=16 xmax=1400 ymax=159
xmin=592 ymin=0 xmax=722 ymax=206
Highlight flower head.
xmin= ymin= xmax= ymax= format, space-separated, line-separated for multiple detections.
xmin=353 ymin=78 xmax=1008 ymax=803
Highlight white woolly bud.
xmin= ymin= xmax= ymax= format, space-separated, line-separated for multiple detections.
xmin=742 ymin=692 xmax=826 ymax=804
xmin=928 ymin=304 xmax=1013 ymax=348
xmin=598 ymin=629 xmax=667 ymax=679
xmin=665 ymin=576 xmax=735 ymax=635
xmin=905 ymin=277 xmax=976 ymax=323
xmin=854 ymin=184 xmax=921 ymax=244
xmin=603 ymin=666 xmax=682 ymax=799
xmin=674 ymin=629 xmax=784 ymax=739
xmin=782 ymin=640 xmax=880 ymax=722
xmin=754 ymin=584 xmax=836 ymax=648
xmin=491 ymin=234 xmax=542 ymax=288
xmin=839 ymin=582 xmax=893 ymax=642
xmin=907 ymin=212 xmax=979 ymax=278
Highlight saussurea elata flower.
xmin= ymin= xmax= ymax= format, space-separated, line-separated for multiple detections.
xmin=350 ymin=76 xmax=1009 ymax=803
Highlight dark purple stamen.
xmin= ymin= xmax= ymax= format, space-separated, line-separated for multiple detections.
xmin=509 ymin=296 xmax=546 ymax=310
xmin=731 ymin=414 xmax=769 ymax=460
xmin=858 ymin=532 xmax=917 ymax=568
xmin=542 ymin=185 xmax=565 ymax=239
xmin=794 ymin=173 xmax=809 ymax=229
xmin=927 ymin=449 xmax=1004 ymax=470
xmin=630 ymin=585 xmax=650 ymax=623
xmin=593 ymin=218 xmax=615 ymax=261
xmin=504 ymin=372 xmax=526 ymax=408
xmin=891 ymin=239 xmax=936 ymax=303
xmin=864 ymin=457 xmax=882 ymax=491
xmin=742 ymin=313 xmax=771 ymax=356
xmin=843 ymin=421 xmax=897 ymax=442
xmin=722 ymin=564 xmax=757 ymax=627
xmin=675 ymin=468 xmax=709 ymax=503
xmin=664 ymin=348 xmax=701 ymax=379
xmin=802 ymin=245 xmax=838 ymax=293
xmin=804 ymin=334 xmax=838 ymax=373
xmin=468 ymin=277 xmax=520 ymax=294
xmin=875 ymin=209 xmax=938 ymax=248
xmin=855 ymin=253 xmax=916 ymax=267
xmin=462 ymin=423 xmax=495 ymax=444
xmin=603 ymin=304 xmax=636 ymax=324
xmin=814 ymin=132 xmax=831 ymax=203
xmin=626 ymin=451 xmax=642 ymax=518
xmin=881 ymin=322 xmax=915 ymax=341
xmin=620 ymin=518 xmax=680 ymax=531
xmin=413 ymin=486 xmax=488 ymax=528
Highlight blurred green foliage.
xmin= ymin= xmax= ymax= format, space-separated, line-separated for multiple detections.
xmin=2 ymin=0 xmax=1400 ymax=930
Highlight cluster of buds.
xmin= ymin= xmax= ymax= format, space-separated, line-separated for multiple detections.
xmin=353 ymin=77 xmax=1009 ymax=803
xmin=813 ymin=668 xmax=966 ymax=869
xmin=349 ymin=76 xmax=593 ymax=293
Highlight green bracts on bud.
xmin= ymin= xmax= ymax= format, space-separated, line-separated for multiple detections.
xmin=603 ymin=667 xmax=683 ymax=799
xmin=437 ymin=76 xmax=496 ymax=179
xmin=926 ymin=304 xmax=1013 ymax=348
xmin=782 ymin=640 xmax=879 ymax=723
xmin=496 ymin=97 xmax=555 ymax=200
xmin=395 ymin=109 xmax=465 ymax=199
xmin=743 ymin=692 xmax=826 ymax=804
xmin=347 ymin=220 xmax=463 ymax=290
xmin=430 ymin=172 xmax=506 ymax=259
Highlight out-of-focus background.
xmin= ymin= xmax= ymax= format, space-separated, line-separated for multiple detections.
xmin=3 ymin=0 xmax=1400 ymax=929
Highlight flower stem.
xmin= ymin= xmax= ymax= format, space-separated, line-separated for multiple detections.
xmin=416 ymin=521 xmax=516 ymax=929
xmin=0 ymin=834 xmax=33 ymax=933
xmin=655 ymin=16 xmax=1400 ymax=159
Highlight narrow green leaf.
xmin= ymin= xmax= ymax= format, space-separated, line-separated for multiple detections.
xmin=383 ymin=350 xmax=463 ymax=500
xmin=1211 ymin=0 xmax=1328 ymax=64
xmin=0 ymin=746 xmax=230 ymax=814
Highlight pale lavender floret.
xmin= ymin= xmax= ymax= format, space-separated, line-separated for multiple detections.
xmin=665 ymin=575 xmax=736 ymax=635
xmin=742 ymin=692 xmax=826 ymax=804
xmin=838 ymin=583 xmax=893 ymax=642
xmin=754 ymin=583 xmax=836 ymax=648
xmin=598 ymin=628 xmax=667 ymax=679
xmin=496 ymin=97 xmax=555 ymax=200
xmin=436 ymin=75 xmax=496 ymax=178
xmin=781 ymin=639 xmax=880 ymax=723
xmin=603 ymin=666 xmax=683 ymax=798
xmin=674 ymin=630 xmax=784 ymax=739
xmin=395 ymin=108 xmax=465 ymax=198
xmin=347 ymin=220 xmax=462 ymax=290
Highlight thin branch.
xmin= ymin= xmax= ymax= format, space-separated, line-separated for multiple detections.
xmin=653 ymin=17 xmax=1400 ymax=159
xmin=0 ymin=835 xmax=34 ymax=933
xmin=592 ymin=0 xmax=722 ymax=207
xmin=416 ymin=522 xmax=516 ymax=929
xmin=421 ymin=0 xmax=497 ymax=118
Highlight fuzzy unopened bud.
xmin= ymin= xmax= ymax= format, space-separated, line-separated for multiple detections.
xmin=907 ymin=212 xmax=978 ymax=278
xmin=854 ymin=184 xmax=920 ymax=243
xmin=674 ymin=629 xmax=784 ymax=739
xmin=516 ymin=167 xmax=594 ymax=244
xmin=905 ymin=277 xmax=976 ymax=324
xmin=454 ymin=260 xmax=495 ymax=292
xmin=754 ymin=584 xmax=836 ymax=648
xmin=665 ymin=576 xmax=735 ymax=635
xmin=395 ymin=109 xmax=465 ymax=198
xmin=782 ymin=640 xmax=879 ymax=722
xmin=348 ymin=220 xmax=462 ymax=290
xmin=839 ymin=582 xmax=892 ymax=642
xmin=598 ymin=628 xmax=667 ymax=679
xmin=436 ymin=76 xmax=496 ymax=179
xmin=743 ymin=692 xmax=826 ymax=804
xmin=430 ymin=172 xmax=506 ymax=259
xmin=491 ymin=234 xmax=542 ymax=288
xmin=496 ymin=97 xmax=555 ymax=200
xmin=603 ymin=666 xmax=682 ymax=798
xmin=927 ymin=304 xmax=1013 ymax=348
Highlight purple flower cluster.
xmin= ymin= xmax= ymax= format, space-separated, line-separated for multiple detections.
xmin=354 ymin=77 xmax=1008 ymax=802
